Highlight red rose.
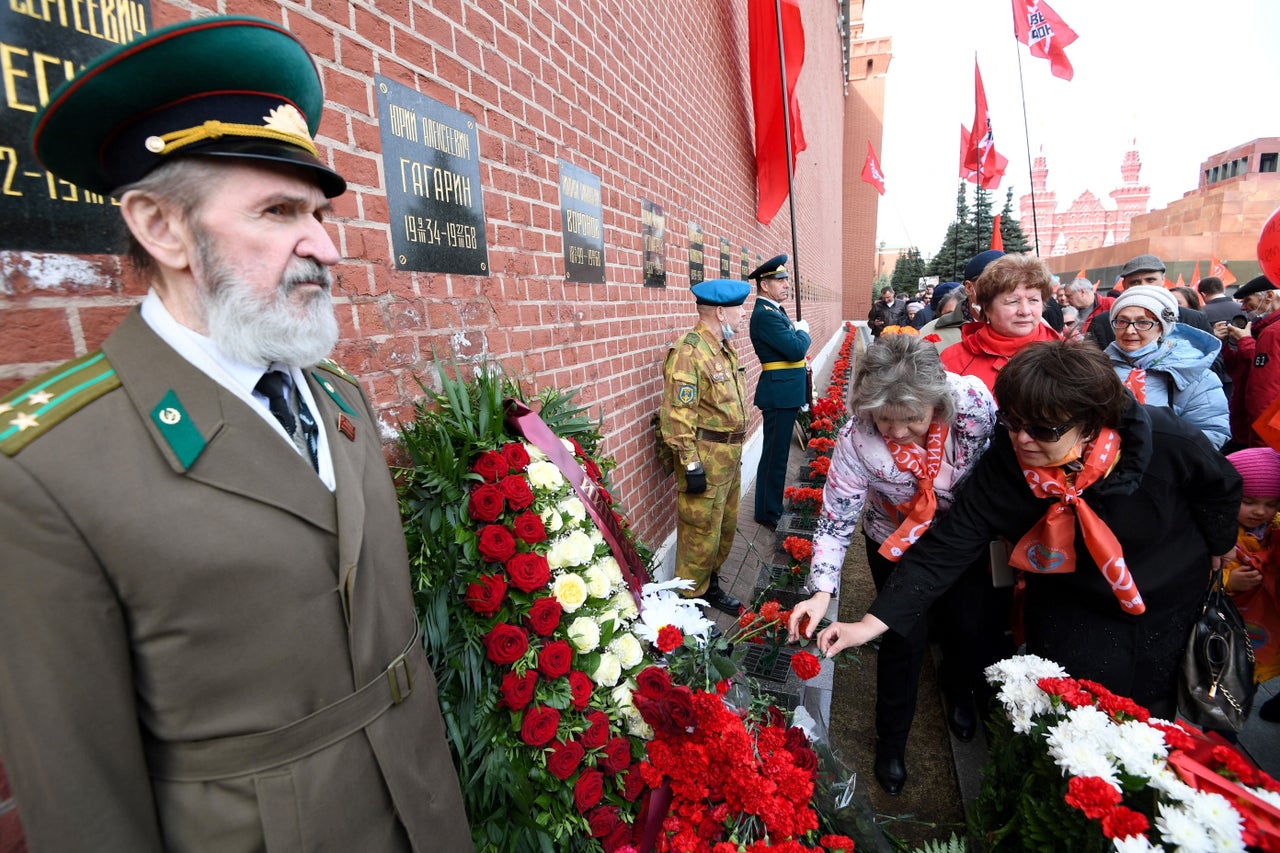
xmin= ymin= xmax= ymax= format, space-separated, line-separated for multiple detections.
xmin=784 ymin=726 xmax=808 ymax=752
xmin=573 ymin=768 xmax=605 ymax=812
xmin=500 ymin=441 xmax=531 ymax=471
xmin=655 ymin=625 xmax=683 ymax=653
xmin=579 ymin=710 xmax=610 ymax=749
xmin=621 ymin=764 xmax=645 ymax=801
xmin=632 ymin=694 xmax=674 ymax=736
xmin=506 ymin=552 xmax=551 ymax=593
xmin=583 ymin=457 xmax=603 ymax=484
xmin=600 ymin=736 xmax=631 ymax=775
xmin=665 ymin=685 xmax=696 ymax=731
xmin=602 ymin=823 xmax=632 ymax=853
xmin=500 ymin=475 xmax=535 ymax=511
xmin=483 ymin=623 xmax=529 ymax=665
xmin=635 ymin=665 xmax=670 ymax=700
xmin=791 ymin=745 xmax=818 ymax=773
xmin=500 ymin=669 xmax=538 ymax=710
xmin=512 ymin=511 xmax=547 ymax=544
xmin=568 ymin=437 xmax=585 ymax=457
xmin=477 ymin=524 xmax=516 ymax=563
xmin=467 ymin=482 xmax=506 ymax=523
xmin=790 ymin=650 xmax=822 ymax=680
xmin=568 ymin=670 xmax=594 ymax=710
xmin=520 ymin=705 xmax=560 ymax=747
xmin=526 ymin=596 xmax=563 ymax=636
xmin=537 ymin=639 xmax=574 ymax=679
xmin=546 ymin=738 xmax=585 ymax=780
xmin=471 ymin=450 xmax=509 ymax=482
xmin=465 ymin=573 xmax=507 ymax=616
xmin=587 ymin=805 xmax=621 ymax=838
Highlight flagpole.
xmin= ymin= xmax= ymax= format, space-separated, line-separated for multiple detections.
xmin=971 ymin=54 xmax=982 ymax=253
xmin=773 ymin=0 xmax=803 ymax=321
xmin=1013 ymin=41 xmax=1042 ymax=256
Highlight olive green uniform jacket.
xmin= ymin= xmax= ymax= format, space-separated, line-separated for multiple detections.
xmin=0 ymin=310 xmax=471 ymax=852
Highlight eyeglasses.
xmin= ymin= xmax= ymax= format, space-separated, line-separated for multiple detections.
xmin=1111 ymin=317 xmax=1158 ymax=332
xmin=996 ymin=410 xmax=1077 ymax=442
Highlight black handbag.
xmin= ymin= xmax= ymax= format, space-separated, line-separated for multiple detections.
xmin=1177 ymin=565 xmax=1257 ymax=732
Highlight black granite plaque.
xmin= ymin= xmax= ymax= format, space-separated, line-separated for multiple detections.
xmin=0 ymin=1 xmax=151 ymax=252
xmin=558 ymin=160 xmax=604 ymax=283
xmin=376 ymin=76 xmax=488 ymax=274
xmin=688 ymin=223 xmax=704 ymax=287
xmin=641 ymin=198 xmax=665 ymax=288
xmin=719 ymin=236 xmax=731 ymax=279
xmin=741 ymin=247 xmax=751 ymax=280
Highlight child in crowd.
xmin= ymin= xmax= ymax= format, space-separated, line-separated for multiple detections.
xmin=1224 ymin=447 xmax=1280 ymax=721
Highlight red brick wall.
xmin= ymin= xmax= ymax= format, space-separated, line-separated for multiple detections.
xmin=0 ymin=0 xmax=849 ymax=549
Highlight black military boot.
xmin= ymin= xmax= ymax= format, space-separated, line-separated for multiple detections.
xmin=701 ymin=573 xmax=742 ymax=616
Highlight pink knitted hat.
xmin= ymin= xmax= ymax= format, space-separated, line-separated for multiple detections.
xmin=1226 ymin=447 xmax=1280 ymax=498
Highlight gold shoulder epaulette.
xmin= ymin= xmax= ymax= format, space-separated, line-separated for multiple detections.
xmin=0 ymin=350 xmax=120 ymax=456
xmin=315 ymin=358 xmax=359 ymax=386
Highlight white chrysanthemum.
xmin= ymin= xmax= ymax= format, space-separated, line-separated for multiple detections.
xmin=612 ymin=589 xmax=639 ymax=620
xmin=633 ymin=582 xmax=715 ymax=645
xmin=541 ymin=506 xmax=565 ymax=533
xmin=1148 ymin=766 xmax=1199 ymax=802
xmin=984 ymin=653 xmax=1066 ymax=688
xmin=1155 ymin=802 xmax=1212 ymax=851
xmin=552 ymin=573 xmax=588 ymax=613
xmin=594 ymin=556 xmax=623 ymax=587
xmin=997 ymin=679 xmax=1057 ymax=732
xmin=1046 ymin=739 xmax=1118 ymax=783
xmin=1112 ymin=721 xmax=1169 ymax=776
xmin=1251 ymin=786 xmax=1280 ymax=812
xmin=1112 ymin=836 xmax=1160 ymax=852
xmin=610 ymin=632 xmax=644 ymax=669
xmin=1184 ymin=791 xmax=1245 ymax=850
xmin=558 ymin=496 xmax=586 ymax=523
xmin=592 ymin=651 xmax=622 ymax=687
xmin=567 ymin=616 xmax=600 ymax=652
xmin=583 ymin=564 xmax=611 ymax=599
xmin=527 ymin=460 xmax=565 ymax=490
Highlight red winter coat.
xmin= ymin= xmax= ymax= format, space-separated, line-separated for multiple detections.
xmin=940 ymin=321 xmax=1063 ymax=395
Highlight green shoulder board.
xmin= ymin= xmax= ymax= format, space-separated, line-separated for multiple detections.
xmin=682 ymin=331 xmax=702 ymax=347
xmin=0 ymin=350 xmax=120 ymax=456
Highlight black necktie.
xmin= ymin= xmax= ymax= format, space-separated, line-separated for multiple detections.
xmin=255 ymin=370 xmax=319 ymax=471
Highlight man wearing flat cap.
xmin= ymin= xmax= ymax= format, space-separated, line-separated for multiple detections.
xmin=1225 ymin=275 xmax=1280 ymax=447
xmin=660 ymin=279 xmax=751 ymax=614
xmin=747 ymin=254 xmax=811 ymax=529
xmin=1087 ymin=253 xmax=1216 ymax=351
xmin=0 ymin=17 xmax=470 ymax=852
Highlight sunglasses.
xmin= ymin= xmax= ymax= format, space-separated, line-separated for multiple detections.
xmin=996 ymin=410 xmax=1077 ymax=442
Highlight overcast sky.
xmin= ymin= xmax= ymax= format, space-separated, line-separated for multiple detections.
xmin=859 ymin=0 xmax=1280 ymax=254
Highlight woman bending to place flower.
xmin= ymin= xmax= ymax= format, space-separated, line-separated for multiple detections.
xmin=816 ymin=341 xmax=1242 ymax=720
xmin=786 ymin=333 xmax=996 ymax=795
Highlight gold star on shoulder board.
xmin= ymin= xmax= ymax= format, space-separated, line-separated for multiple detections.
xmin=26 ymin=390 xmax=54 ymax=406
xmin=11 ymin=412 xmax=39 ymax=431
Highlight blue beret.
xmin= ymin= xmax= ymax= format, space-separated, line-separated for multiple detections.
xmin=930 ymin=281 xmax=962 ymax=314
xmin=692 ymin=279 xmax=751 ymax=306
xmin=964 ymin=250 xmax=1005 ymax=283
xmin=749 ymin=254 xmax=789 ymax=281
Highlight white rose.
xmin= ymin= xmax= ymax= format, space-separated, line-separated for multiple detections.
xmin=611 ymin=680 xmax=637 ymax=713
xmin=609 ymin=632 xmax=644 ymax=669
xmin=546 ymin=538 xmax=575 ymax=569
xmin=592 ymin=651 xmax=622 ymax=687
xmin=563 ymin=529 xmax=595 ymax=567
xmin=583 ymin=565 xmax=611 ymax=599
xmin=540 ymin=506 xmax=564 ymax=533
xmin=527 ymin=460 xmax=565 ymax=491
xmin=560 ymin=437 xmax=578 ymax=454
xmin=524 ymin=442 xmax=547 ymax=462
xmin=552 ymin=573 xmax=588 ymax=613
xmin=558 ymin=496 xmax=586 ymax=524
xmin=567 ymin=616 xmax=600 ymax=652
xmin=611 ymin=589 xmax=639 ymax=620
xmin=597 ymin=608 xmax=621 ymax=632
xmin=594 ymin=556 xmax=623 ymax=587
xmin=587 ymin=526 xmax=605 ymax=547
xmin=624 ymin=709 xmax=654 ymax=740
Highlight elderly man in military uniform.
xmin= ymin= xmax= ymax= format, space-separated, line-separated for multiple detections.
xmin=747 ymin=254 xmax=811 ymax=529
xmin=661 ymin=279 xmax=752 ymax=614
xmin=0 ymin=17 xmax=470 ymax=852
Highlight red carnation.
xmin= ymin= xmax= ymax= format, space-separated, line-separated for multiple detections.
xmin=482 ymin=623 xmax=529 ymax=665
xmin=820 ymin=835 xmax=856 ymax=852
xmin=568 ymin=669 xmax=594 ymax=710
xmin=500 ymin=475 xmax=535 ymax=510
xmin=1100 ymin=806 xmax=1149 ymax=840
xmin=573 ymin=768 xmax=605 ymax=812
xmin=500 ymin=441 xmax=531 ymax=472
xmin=467 ymin=482 xmax=506 ymax=523
xmin=656 ymin=625 xmax=683 ymax=653
xmin=537 ymin=639 xmax=574 ymax=679
xmin=546 ymin=738 xmax=585 ymax=780
xmin=579 ymin=710 xmax=610 ymax=749
xmin=1064 ymin=775 xmax=1122 ymax=819
xmin=464 ymin=573 xmax=507 ymax=616
xmin=519 ymin=705 xmax=560 ymax=747
xmin=634 ymin=665 xmax=671 ymax=700
xmin=500 ymin=669 xmax=537 ymax=710
xmin=471 ymin=450 xmax=509 ymax=482
xmin=600 ymin=736 xmax=631 ymax=775
xmin=587 ymin=805 xmax=621 ymax=838
xmin=506 ymin=552 xmax=551 ymax=593
xmin=790 ymin=650 xmax=822 ymax=681
xmin=526 ymin=596 xmax=563 ymax=636
xmin=513 ymin=510 xmax=547 ymax=544
xmin=477 ymin=524 xmax=516 ymax=563
xmin=568 ymin=436 xmax=585 ymax=457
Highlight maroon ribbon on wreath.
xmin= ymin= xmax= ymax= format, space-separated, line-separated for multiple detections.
xmin=504 ymin=400 xmax=650 ymax=606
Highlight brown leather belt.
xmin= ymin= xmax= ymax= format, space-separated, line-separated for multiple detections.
xmin=696 ymin=428 xmax=746 ymax=445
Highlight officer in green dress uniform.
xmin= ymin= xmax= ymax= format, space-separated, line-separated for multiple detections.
xmin=660 ymin=279 xmax=751 ymax=614
xmin=747 ymin=254 xmax=811 ymax=528
xmin=0 ymin=17 xmax=471 ymax=852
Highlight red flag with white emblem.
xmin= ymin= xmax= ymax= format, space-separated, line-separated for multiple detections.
xmin=1012 ymin=0 xmax=1079 ymax=81
xmin=860 ymin=141 xmax=885 ymax=195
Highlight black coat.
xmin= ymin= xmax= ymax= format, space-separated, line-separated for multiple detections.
xmin=869 ymin=402 xmax=1241 ymax=710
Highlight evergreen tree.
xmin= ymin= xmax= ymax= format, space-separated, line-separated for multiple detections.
xmin=972 ymin=185 xmax=996 ymax=252
xmin=998 ymin=187 xmax=1031 ymax=254
xmin=890 ymin=247 xmax=927 ymax=296
xmin=928 ymin=184 xmax=974 ymax=282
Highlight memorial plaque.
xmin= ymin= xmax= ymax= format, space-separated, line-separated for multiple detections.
xmin=641 ymin=198 xmax=665 ymax=288
xmin=376 ymin=75 xmax=488 ymax=274
xmin=0 ymin=1 xmax=151 ymax=252
xmin=558 ymin=160 xmax=604 ymax=283
xmin=719 ymin=236 xmax=731 ymax=279
xmin=688 ymin=223 xmax=704 ymax=287
xmin=741 ymin=247 xmax=751 ymax=280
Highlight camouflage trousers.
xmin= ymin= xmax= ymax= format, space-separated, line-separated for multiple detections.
xmin=675 ymin=441 xmax=742 ymax=597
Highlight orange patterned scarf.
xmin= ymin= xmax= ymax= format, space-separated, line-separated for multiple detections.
xmin=1008 ymin=428 xmax=1145 ymax=614
xmin=878 ymin=421 xmax=949 ymax=561
xmin=1122 ymin=368 xmax=1147 ymax=404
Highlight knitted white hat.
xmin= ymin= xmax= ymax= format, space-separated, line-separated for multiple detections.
xmin=1110 ymin=285 xmax=1178 ymax=337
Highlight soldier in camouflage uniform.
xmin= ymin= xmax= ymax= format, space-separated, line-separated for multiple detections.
xmin=660 ymin=279 xmax=751 ymax=614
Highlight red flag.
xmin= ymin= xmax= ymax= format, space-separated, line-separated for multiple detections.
xmin=1175 ymin=273 xmax=1186 ymax=288
xmin=1164 ymin=276 xmax=1176 ymax=290
xmin=860 ymin=141 xmax=885 ymax=195
xmin=990 ymin=213 xmax=1004 ymax=251
xmin=1192 ymin=260 xmax=1202 ymax=285
xmin=1210 ymin=255 xmax=1238 ymax=286
xmin=1012 ymin=0 xmax=1078 ymax=81
xmin=1076 ymin=268 xmax=1087 ymax=280
xmin=748 ymin=0 xmax=807 ymax=224
xmin=963 ymin=61 xmax=993 ymax=175
xmin=960 ymin=124 xmax=1008 ymax=189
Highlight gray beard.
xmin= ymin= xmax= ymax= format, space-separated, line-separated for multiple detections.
xmin=195 ymin=242 xmax=339 ymax=368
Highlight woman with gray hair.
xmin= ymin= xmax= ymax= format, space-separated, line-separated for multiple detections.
xmin=788 ymin=333 xmax=996 ymax=795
